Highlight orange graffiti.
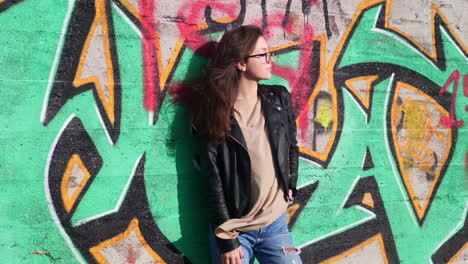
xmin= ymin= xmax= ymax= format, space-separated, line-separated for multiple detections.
xmin=61 ymin=154 xmax=91 ymax=212
xmin=90 ymin=218 xmax=166 ymax=264
xmin=391 ymin=82 xmax=452 ymax=220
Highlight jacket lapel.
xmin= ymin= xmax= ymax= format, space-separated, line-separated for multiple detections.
xmin=258 ymin=85 xmax=282 ymax=155
xmin=229 ymin=85 xmax=285 ymax=154
xmin=228 ymin=113 xmax=249 ymax=151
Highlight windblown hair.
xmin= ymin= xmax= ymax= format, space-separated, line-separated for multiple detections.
xmin=176 ymin=25 xmax=264 ymax=142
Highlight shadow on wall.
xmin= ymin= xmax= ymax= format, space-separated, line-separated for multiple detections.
xmin=165 ymin=42 xmax=218 ymax=263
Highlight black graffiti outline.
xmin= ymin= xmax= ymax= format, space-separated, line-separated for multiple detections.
xmin=322 ymin=0 xmax=333 ymax=38
xmin=334 ymin=62 xmax=456 ymax=226
xmin=261 ymin=0 xmax=267 ymax=29
xmin=43 ymin=0 xmax=122 ymax=144
xmin=432 ymin=211 xmax=468 ymax=263
xmin=329 ymin=1 xmax=461 ymax=225
xmin=299 ymin=176 xmax=400 ymax=263
xmin=47 ymin=117 xmax=103 ymax=223
xmin=0 ymin=0 xmax=23 ymax=12
xmin=372 ymin=2 xmax=468 ymax=69
xmin=112 ymin=0 xmax=143 ymax=31
xmin=204 ymin=0 xmax=246 ymax=31
xmin=275 ymin=39 xmax=329 ymax=167
xmin=282 ymin=0 xmax=293 ymax=33
xmin=302 ymin=0 xmax=313 ymax=15
xmin=288 ymin=182 xmax=319 ymax=229
xmin=47 ymin=116 xmax=188 ymax=263
xmin=43 ymin=0 xmax=187 ymax=262
xmin=112 ymin=0 xmax=186 ymax=124
xmin=43 ymin=1 xmax=467 ymax=263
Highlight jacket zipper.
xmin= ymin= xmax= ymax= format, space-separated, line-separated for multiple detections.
xmin=228 ymin=134 xmax=249 ymax=153
xmin=281 ymin=120 xmax=292 ymax=200
xmin=281 ymin=120 xmax=290 ymax=163
xmin=228 ymin=133 xmax=252 ymax=210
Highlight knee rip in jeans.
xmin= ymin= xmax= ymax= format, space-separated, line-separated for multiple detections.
xmin=282 ymin=247 xmax=301 ymax=254
xmin=282 ymin=248 xmax=301 ymax=264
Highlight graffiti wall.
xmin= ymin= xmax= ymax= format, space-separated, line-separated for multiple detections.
xmin=0 ymin=0 xmax=467 ymax=263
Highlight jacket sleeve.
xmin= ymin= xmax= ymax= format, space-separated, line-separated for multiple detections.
xmin=201 ymin=141 xmax=241 ymax=253
xmin=282 ymin=86 xmax=299 ymax=197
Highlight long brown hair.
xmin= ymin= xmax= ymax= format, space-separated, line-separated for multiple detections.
xmin=176 ymin=25 xmax=263 ymax=142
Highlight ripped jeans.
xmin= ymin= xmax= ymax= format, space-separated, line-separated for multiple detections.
xmin=209 ymin=213 xmax=303 ymax=264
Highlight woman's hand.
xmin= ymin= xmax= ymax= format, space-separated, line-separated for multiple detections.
xmin=288 ymin=189 xmax=294 ymax=203
xmin=221 ymin=246 xmax=244 ymax=264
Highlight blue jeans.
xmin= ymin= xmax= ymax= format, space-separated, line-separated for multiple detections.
xmin=209 ymin=213 xmax=303 ymax=264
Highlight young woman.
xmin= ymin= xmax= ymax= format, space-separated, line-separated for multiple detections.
xmin=182 ymin=25 xmax=301 ymax=264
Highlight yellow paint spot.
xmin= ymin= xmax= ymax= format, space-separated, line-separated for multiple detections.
xmin=391 ymin=82 xmax=452 ymax=221
xmin=315 ymin=103 xmax=333 ymax=129
xmin=402 ymin=100 xmax=428 ymax=140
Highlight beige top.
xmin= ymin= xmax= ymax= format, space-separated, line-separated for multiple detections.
xmin=215 ymin=95 xmax=289 ymax=239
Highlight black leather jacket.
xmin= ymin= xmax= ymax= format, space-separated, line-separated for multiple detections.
xmin=201 ymin=84 xmax=299 ymax=253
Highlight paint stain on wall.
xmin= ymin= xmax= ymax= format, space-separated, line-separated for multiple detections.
xmin=315 ymin=102 xmax=333 ymax=129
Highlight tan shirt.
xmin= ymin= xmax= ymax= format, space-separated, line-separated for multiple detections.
xmin=215 ymin=95 xmax=288 ymax=239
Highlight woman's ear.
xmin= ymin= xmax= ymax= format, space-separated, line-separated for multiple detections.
xmin=235 ymin=61 xmax=246 ymax=72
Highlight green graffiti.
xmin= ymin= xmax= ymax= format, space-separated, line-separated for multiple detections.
xmin=1 ymin=0 xmax=467 ymax=263
xmin=292 ymin=3 xmax=468 ymax=263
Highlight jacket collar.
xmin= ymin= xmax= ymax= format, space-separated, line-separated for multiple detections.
xmin=258 ymin=84 xmax=281 ymax=154
xmin=228 ymin=84 xmax=282 ymax=152
xmin=227 ymin=84 xmax=266 ymax=150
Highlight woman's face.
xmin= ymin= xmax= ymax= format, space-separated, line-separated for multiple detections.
xmin=243 ymin=36 xmax=275 ymax=81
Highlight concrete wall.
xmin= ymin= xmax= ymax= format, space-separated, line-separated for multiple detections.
xmin=1 ymin=0 xmax=467 ymax=263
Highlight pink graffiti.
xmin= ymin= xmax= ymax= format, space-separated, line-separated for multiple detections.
xmin=175 ymin=2 xmax=319 ymax=140
xmin=127 ymin=246 xmax=136 ymax=264
xmin=140 ymin=0 xmax=158 ymax=112
xmin=177 ymin=1 xmax=241 ymax=55
xmin=438 ymin=70 xmax=464 ymax=128
xmin=464 ymin=74 xmax=467 ymax=177
xmin=271 ymin=24 xmax=315 ymax=140
xmin=306 ymin=0 xmax=319 ymax=7
xmin=466 ymin=152 xmax=468 ymax=177
xmin=245 ymin=11 xmax=316 ymax=140
xmin=464 ymin=73 xmax=468 ymax=112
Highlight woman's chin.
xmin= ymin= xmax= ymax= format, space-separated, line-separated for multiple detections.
xmin=261 ymin=73 xmax=272 ymax=80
